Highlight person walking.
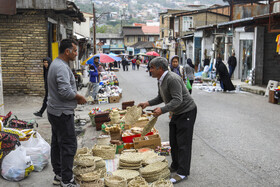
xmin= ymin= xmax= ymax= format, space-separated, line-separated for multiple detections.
xmin=88 ymin=64 xmax=100 ymax=101
xmin=216 ymin=58 xmax=235 ymax=91
xmin=228 ymin=52 xmax=237 ymax=78
xmin=121 ymin=57 xmax=128 ymax=71
xmin=33 ymin=57 xmax=52 ymax=117
xmin=138 ymin=57 xmax=197 ymax=184
xmin=169 ymin=55 xmax=186 ymax=82
xmin=136 ymin=56 xmax=141 ymax=70
xmin=47 ymin=39 xmax=87 ymax=187
xmin=185 ymin=58 xmax=195 ymax=94
xmin=131 ymin=57 xmax=136 ymax=70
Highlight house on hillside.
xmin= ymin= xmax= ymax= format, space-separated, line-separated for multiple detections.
xmin=0 ymin=0 xmax=85 ymax=95
xmin=96 ymin=33 xmax=125 ymax=54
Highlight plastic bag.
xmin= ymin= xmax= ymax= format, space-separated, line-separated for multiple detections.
xmin=186 ymin=78 xmax=192 ymax=90
xmin=1 ymin=146 xmax=34 ymax=181
xmin=21 ymin=132 xmax=50 ymax=172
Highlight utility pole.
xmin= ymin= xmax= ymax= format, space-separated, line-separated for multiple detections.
xmin=92 ymin=3 xmax=96 ymax=54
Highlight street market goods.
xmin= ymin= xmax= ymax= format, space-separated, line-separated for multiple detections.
xmin=151 ymin=178 xmax=174 ymax=187
xmin=20 ymin=132 xmax=50 ymax=172
xmin=92 ymin=144 xmax=116 ymax=160
xmin=75 ymin=170 xmax=101 ymax=182
xmin=140 ymin=161 xmax=170 ymax=183
xmin=74 ymin=155 xmax=96 ymax=167
xmin=73 ymin=165 xmax=96 ymax=175
xmin=124 ymin=106 xmax=142 ymax=125
xmin=141 ymin=117 xmax=158 ymax=136
xmin=128 ymin=176 xmax=149 ymax=187
xmin=1 ymin=146 xmax=34 ymax=181
xmin=112 ymin=169 xmax=140 ymax=182
xmin=104 ymin=173 xmax=127 ymax=187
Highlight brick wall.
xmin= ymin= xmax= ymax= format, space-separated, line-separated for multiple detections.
xmin=0 ymin=12 xmax=48 ymax=95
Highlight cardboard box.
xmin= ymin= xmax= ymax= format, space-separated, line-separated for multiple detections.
xmin=269 ymin=90 xmax=278 ymax=104
xmin=98 ymin=97 xmax=109 ymax=104
xmin=133 ymin=134 xmax=161 ymax=150
xmin=109 ymin=95 xmax=121 ymax=103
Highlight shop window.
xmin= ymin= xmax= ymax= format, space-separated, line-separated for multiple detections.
xmin=239 ymin=40 xmax=253 ymax=81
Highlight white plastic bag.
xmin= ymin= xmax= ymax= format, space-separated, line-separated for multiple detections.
xmin=21 ymin=132 xmax=50 ymax=172
xmin=1 ymin=146 xmax=34 ymax=181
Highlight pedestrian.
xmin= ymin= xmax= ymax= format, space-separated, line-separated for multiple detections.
xmin=121 ymin=57 xmax=128 ymax=71
xmin=169 ymin=55 xmax=186 ymax=82
xmin=118 ymin=60 xmax=121 ymax=69
xmin=47 ymin=39 xmax=87 ymax=187
xmin=185 ymin=58 xmax=195 ymax=94
xmin=33 ymin=57 xmax=52 ymax=117
xmin=131 ymin=56 xmax=136 ymax=70
xmin=136 ymin=56 xmax=141 ymax=70
xmin=216 ymin=58 xmax=235 ymax=91
xmin=228 ymin=52 xmax=237 ymax=78
xmin=138 ymin=57 xmax=197 ymax=184
xmin=88 ymin=64 xmax=100 ymax=101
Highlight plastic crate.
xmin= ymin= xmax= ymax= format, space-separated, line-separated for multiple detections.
xmin=98 ymin=97 xmax=109 ymax=104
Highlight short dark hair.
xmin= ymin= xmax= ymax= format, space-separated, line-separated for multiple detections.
xmin=59 ymin=39 xmax=78 ymax=54
xmin=149 ymin=57 xmax=168 ymax=71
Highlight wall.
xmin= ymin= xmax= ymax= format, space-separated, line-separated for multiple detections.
xmin=73 ymin=13 xmax=92 ymax=38
xmin=124 ymin=36 xmax=144 ymax=46
xmin=0 ymin=12 xmax=48 ymax=95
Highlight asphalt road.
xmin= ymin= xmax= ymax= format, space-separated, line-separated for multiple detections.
xmin=1 ymin=65 xmax=280 ymax=187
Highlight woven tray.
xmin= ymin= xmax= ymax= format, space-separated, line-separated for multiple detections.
xmin=140 ymin=161 xmax=168 ymax=175
xmin=112 ymin=169 xmax=140 ymax=182
xmin=75 ymin=170 xmax=101 ymax=182
xmin=128 ymin=176 xmax=149 ymax=187
xmin=104 ymin=174 xmax=127 ymax=187
xmin=141 ymin=167 xmax=170 ymax=178
xmin=92 ymin=144 xmax=116 ymax=160
xmin=119 ymin=160 xmax=142 ymax=167
xmin=75 ymin=147 xmax=91 ymax=158
xmin=77 ymin=179 xmax=104 ymax=187
xmin=151 ymin=178 xmax=173 ymax=187
xmin=119 ymin=153 xmax=143 ymax=164
xmin=118 ymin=165 xmax=142 ymax=170
xmin=73 ymin=165 xmax=96 ymax=175
xmin=142 ymin=169 xmax=170 ymax=183
xmin=143 ymin=156 xmax=166 ymax=165
xmin=74 ymin=155 xmax=96 ymax=167
xmin=95 ymin=160 xmax=106 ymax=169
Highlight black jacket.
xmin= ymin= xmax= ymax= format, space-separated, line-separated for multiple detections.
xmin=228 ymin=56 xmax=237 ymax=67
xmin=43 ymin=57 xmax=52 ymax=90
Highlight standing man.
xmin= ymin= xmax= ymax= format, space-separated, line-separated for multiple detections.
xmin=228 ymin=52 xmax=237 ymax=78
xmin=138 ymin=57 xmax=197 ymax=184
xmin=47 ymin=39 xmax=87 ymax=187
xmin=131 ymin=56 xmax=136 ymax=70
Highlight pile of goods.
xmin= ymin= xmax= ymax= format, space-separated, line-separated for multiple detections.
xmin=0 ymin=113 xmax=50 ymax=182
xmin=139 ymin=161 xmax=170 ymax=183
xmin=119 ymin=152 xmax=143 ymax=170
xmin=73 ymin=147 xmax=105 ymax=186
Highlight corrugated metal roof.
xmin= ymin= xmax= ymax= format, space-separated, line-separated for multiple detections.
xmin=122 ymin=26 xmax=144 ymax=36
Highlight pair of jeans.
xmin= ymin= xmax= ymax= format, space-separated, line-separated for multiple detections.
xmin=48 ymin=113 xmax=77 ymax=183
xmin=92 ymin=82 xmax=100 ymax=100
xmin=169 ymin=107 xmax=197 ymax=176
xmin=229 ymin=66 xmax=235 ymax=78
xmin=132 ymin=63 xmax=136 ymax=70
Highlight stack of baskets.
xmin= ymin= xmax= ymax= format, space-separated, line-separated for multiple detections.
xmin=118 ymin=153 xmax=143 ymax=170
xmin=73 ymin=147 xmax=105 ymax=187
xmin=112 ymin=169 xmax=140 ymax=183
xmin=92 ymin=156 xmax=106 ymax=178
xmin=92 ymin=144 xmax=116 ymax=160
xmin=151 ymin=178 xmax=173 ymax=187
xmin=142 ymin=155 xmax=167 ymax=166
xmin=128 ymin=176 xmax=149 ymax=187
xmin=104 ymin=173 xmax=127 ymax=187
xmin=139 ymin=161 xmax=170 ymax=183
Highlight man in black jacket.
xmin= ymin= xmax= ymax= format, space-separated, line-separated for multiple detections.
xmin=228 ymin=52 xmax=237 ymax=78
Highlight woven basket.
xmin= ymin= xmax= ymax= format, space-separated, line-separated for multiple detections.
xmin=151 ymin=178 xmax=173 ymax=187
xmin=75 ymin=147 xmax=91 ymax=159
xmin=140 ymin=161 xmax=168 ymax=175
xmin=77 ymin=179 xmax=104 ymax=187
xmin=73 ymin=165 xmax=96 ymax=175
xmin=75 ymin=170 xmax=101 ymax=182
xmin=96 ymin=135 xmax=111 ymax=145
xmin=104 ymin=173 xmax=127 ymax=187
xmin=142 ymin=169 xmax=170 ymax=183
xmin=143 ymin=156 xmax=166 ymax=165
xmin=128 ymin=176 xmax=149 ymax=187
xmin=74 ymin=155 xmax=96 ymax=167
xmin=92 ymin=144 xmax=116 ymax=160
xmin=119 ymin=153 xmax=143 ymax=164
xmin=112 ymin=169 xmax=140 ymax=182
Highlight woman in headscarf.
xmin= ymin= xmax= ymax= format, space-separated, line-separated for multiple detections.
xmin=216 ymin=59 xmax=235 ymax=91
xmin=184 ymin=58 xmax=195 ymax=94
xmin=33 ymin=57 xmax=52 ymax=117
xmin=169 ymin=55 xmax=185 ymax=82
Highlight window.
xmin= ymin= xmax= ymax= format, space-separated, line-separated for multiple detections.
xmin=162 ymin=17 xmax=164 ymax=24
xmin=174 ymin=18 xmax=179 ymax=33
xmin=111 ymin=39 xmax=117 ymax=45
xmin=183 ymin=16 xmax=193 ymax=31
xmin=148 ymin=36 xmax=155 ymax=42
xmin=128 ymin=37 xmax=134 ymax=42
xmin=138 ymin=37 xmax=141 ymax=42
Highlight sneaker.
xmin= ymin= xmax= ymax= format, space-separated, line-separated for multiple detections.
xmin=53 ymin=175 xmax=62 ymax=185
xmin=33 ymin=112 xmax=42 ymax=117
xmin=60 ymin=178 xmax=79 ymax=187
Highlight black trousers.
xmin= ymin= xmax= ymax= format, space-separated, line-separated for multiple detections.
xmin=169 ymin=107 xmax=197 ymax=176
xmin=189 ymin=80 xmax=194 ymax=95
xmin=47 ymin=113 xmax=77 ymax=183
xmin=39 ymin=90 xmax=48 ymax=114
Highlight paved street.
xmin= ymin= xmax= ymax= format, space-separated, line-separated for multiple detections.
xmin=1 ymin=65 xmax=280 ymax=187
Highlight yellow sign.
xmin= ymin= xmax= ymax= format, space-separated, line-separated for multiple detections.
xmin=180 ymin=40 xmax=186 ymax=50
xmin=52 ymin=42 xmax=59 ymax=61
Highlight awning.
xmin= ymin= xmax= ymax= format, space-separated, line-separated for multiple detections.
xmin=110 ymin=48 xmax=125 ymax=51
xmin=181 ymin=34 xmax=194 ymax=39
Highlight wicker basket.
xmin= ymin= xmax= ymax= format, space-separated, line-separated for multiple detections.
xmin=112 ymin=169 xmax=140 ymax=182
xmin=96 ymin=135 xmax=111 ymax=145
xmin=150 ymin=178 xmax=173 ymax=187
xmin=75 ymin=147 xmax=91 ymax=159
xmin=75 ymin=170 xmax=101 ymax=182
xmin=73 ymin=165 xmax=96 ymax=175
xmin=128 ymin=176 xmax=149 ymax=187
xmin=74 ymin=155 xmax=96 ymax=167
xmin=92 ymin=144 xmax=116 ymax=160
xmin=104 ymin=173 xmax=127 ymax=187
xmin=77 ymin=179 xmax=104 ymax=187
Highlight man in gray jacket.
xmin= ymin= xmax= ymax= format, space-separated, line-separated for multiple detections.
xmin=138 ymin=57 xmax=197 ymax=184
xmin=47 ymin=39 xmax=87 ymax=187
